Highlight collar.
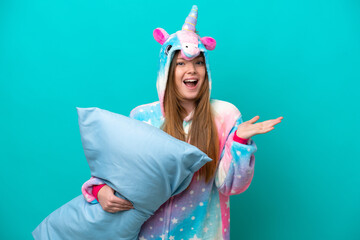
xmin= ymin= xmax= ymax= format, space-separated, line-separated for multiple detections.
xmin=183 ymin=109 xmax=194 ymax=122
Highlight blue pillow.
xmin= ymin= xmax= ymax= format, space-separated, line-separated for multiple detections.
xmin=32 ymin=107 xmax=211 ymax=240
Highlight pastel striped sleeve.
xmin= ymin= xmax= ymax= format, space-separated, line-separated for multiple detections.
xmin=81 ymin=177 xmax=106 ymax=204
xmin=215 ymin=115 xmax=257 ymax=196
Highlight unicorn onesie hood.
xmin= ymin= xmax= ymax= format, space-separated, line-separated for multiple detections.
xmin=153 ymin=5 xmax=216 ymax=121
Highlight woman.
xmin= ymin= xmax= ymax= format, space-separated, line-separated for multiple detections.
xmin=82 ymin=5 xmax=283 ymax=240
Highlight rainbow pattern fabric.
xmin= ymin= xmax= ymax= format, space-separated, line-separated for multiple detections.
xmin=82 ymin=5 xmax=257 ymax=240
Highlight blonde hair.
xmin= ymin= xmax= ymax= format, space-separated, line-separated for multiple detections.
xmin=162 ymin=51 xmax=220 ymax=183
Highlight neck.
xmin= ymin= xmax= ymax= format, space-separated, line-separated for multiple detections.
xmin=180 ymin=100 xmax=195 ymax=118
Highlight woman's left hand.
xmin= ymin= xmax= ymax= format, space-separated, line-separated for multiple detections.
xmin=236 ymin=116 xmax=283 ymax=139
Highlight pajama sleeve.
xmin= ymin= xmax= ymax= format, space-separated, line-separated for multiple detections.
xmin=81 ymin=177 xmax=106 ymax=204
xmin=215 ymin=114 xmax=257 ymax=196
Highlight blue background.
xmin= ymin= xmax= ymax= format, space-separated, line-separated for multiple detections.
xmin=1 ymin=0 xmax=359 ymax=239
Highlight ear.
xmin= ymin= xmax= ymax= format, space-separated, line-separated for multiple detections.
xmin=153 ymin=28 xmax=169 ymax=45
xmin=200 ymin=37 xmax=216 ymax=50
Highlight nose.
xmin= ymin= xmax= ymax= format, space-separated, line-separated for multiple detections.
xmin=186 ymin=62 xmax=197 ymax=74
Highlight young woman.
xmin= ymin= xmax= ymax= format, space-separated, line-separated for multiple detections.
xmin=81 ymin=5 xmax=283 ymax=240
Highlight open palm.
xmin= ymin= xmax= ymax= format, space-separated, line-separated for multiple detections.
xmin=236 ymin=116 xmax=283 ymax=139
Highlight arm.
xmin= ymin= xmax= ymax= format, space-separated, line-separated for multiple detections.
xmin=215 ymin=115 xmax=257 ymax=196
xmin=92 ymin=184 xmax=106 ymax=201
xmin=81 ymin=177 xmax=106 ymax=204
xmin=233 ymin=130 xmax=249 ymax=144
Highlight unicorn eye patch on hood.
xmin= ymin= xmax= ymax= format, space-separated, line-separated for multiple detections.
xmin=152 ymin=5 xmax=216 ymax=117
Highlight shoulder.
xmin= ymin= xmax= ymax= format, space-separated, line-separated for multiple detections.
xmin=211 ymin=99 xmax=243 ymax=140
xmin=210 ymin=99 xmax=241 ymax=119
xmin=129 ymin=101 xmax=162 ymax=122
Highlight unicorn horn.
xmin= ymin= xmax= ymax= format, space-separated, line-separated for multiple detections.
xmin=182 ymin=5 xmax=198 ymax=32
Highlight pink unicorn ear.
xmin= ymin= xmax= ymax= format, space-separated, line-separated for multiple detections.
xmin=153 ymin=28 xmax=169 ymax=45
xmin=200 ymin=37 xmax=216 ymax=50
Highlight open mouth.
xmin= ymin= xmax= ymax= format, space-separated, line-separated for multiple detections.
xmin=183 ymin=79 xmax=198 ymax=88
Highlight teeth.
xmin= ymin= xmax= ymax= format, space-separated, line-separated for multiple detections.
xmin=183 ymin=79 xmax=198 ymax=83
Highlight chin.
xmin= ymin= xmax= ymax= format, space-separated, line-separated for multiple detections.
xmin=183 ymin=93 xmax=199 ymax=100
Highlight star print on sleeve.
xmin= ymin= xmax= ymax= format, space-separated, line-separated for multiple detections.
xmin=189 ymin=234 xmax=202 ymax=240
xmin=225 ymin=200 xmax=230 ymax=208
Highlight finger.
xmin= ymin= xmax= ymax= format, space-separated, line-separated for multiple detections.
xmin=109 ymin=196 xmax=130 ymax=204
xmin=274 ymin=116 xmax=284 ymax=123
xmin=259 ymin=127 xmax=275 ymax=134
xmin=111 ymin=197 xmax=133 ymax=205
xmin=105 ymin=205 xmax=132 ymax=211
xmin=108 ymin=199 xmax=133 ymax=207
xmin=247 ymin=116 xmax=260 ymax=124
xmin=253 ymin=125 xmax=274 ymax=134
xmin=105 ymin=208 xmax=121 ymax=213
xmin=111 ymin=199 xmax=133 ymax=208
xmin=112 ymin=206 xmax=133 ymax=211
xmin=268 ymin=119 xmax=281 ymax=127
xmin=261 ymin=119 xmax=281 ymax=128
xmin=107 ymin=202 xmax=133 ymax=209
xmin=118 ymin=199 xmax=133 ymax=205
xmin=107 ymin=206 xmax=133 ymax=213
xmin=119 ymin=206 xmax=134 ymax=210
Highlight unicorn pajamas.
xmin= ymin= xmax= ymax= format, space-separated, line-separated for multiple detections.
xmin=82 ymin=5 xmax=257 ymax=240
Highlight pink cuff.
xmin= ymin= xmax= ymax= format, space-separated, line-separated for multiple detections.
xmin=92 ymin=184 xmax=106 ymax=202
xmin=233 ymin=130 xmax=249 ymax=144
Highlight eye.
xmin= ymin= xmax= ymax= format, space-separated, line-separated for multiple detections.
xmin=196 ymin=60 xmax=205 ymax=65
xmin=165 ymin=45 xmax=172 ymax=55
xmin=176 ymin=62 xmax=185 ymax=66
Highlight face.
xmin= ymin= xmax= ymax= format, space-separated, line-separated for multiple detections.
xmin=174 ymin=53 xmax=206 ymax=103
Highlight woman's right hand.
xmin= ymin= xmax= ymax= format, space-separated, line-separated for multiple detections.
xmin=97 ymin=185 xmax=134 ymax=213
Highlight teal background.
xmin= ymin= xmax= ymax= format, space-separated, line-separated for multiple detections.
xmin=1 ymin=0 xmax=359 ymax=239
